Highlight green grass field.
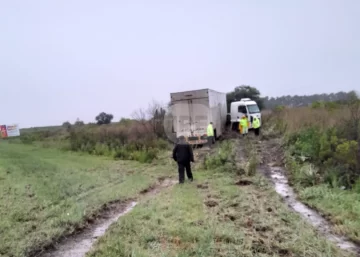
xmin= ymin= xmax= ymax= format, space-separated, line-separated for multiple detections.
xmin=0 ymin=142 xmax=174 ymax=257
xmin=0 ymin=136 xmax=357 ymax=257
xmin=297 ymin=185 xmax=360 ymax=244
xmin=87 ymin=169 xmax=350 ymax=256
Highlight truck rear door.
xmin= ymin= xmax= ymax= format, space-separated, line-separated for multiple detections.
xmin=172 ymin=100 xmax=191 ymax=136
xmin=189 ymin=98 xmax=209 ymax=136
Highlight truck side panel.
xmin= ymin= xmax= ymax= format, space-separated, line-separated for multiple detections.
xmin=208 ymin=90 xmax=227 ymax=137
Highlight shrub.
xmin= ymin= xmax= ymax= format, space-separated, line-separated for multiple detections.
xmin=113 ymin=148 xmax=132 ymax=160
xmin=335 ymin=140 xmax=358 ymax=170
xmin=318 ymin=128 xmax=338 ymax=161
xmin=323 ymin=166 xmax=350 ymax=188
xmin=292 ymin=127 xmax=321 ymax=161
xmin=131 ymin=149 xmax=158 ymax=163
xmin=93 ymin=143 xmax=111 ymax=156
xmin=20 ymin=134 xmax=34 ymax=144
xmin=204 ymin=141 xmax=236 ymax=172
xmin=353 ymin=179 xmax=360 ymax=193
xmin=311 ymin=101 xmax=323 ymax=109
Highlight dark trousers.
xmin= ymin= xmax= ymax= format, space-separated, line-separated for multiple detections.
xmin=207 ymin=136 xmax=214 ymax=148
xmin=178 ymin=162 xmax=193 ymax=183
xmin=254 ymin=128 xmax=260 ymax=136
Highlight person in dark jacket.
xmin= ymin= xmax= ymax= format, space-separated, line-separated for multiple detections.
xmin=172 ymin=136 xmax=194 ymax=184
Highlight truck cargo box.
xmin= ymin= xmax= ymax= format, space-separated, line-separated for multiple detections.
xmin=170 ymin=89 xmax=227 ymax=145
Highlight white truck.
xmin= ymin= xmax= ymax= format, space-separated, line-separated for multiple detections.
xmin=169 ymin=89 xmax=227 ymax=145
xmin=229 ymin=98 xmax=262 ymax=130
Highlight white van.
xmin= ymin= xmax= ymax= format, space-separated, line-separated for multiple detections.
xmin=230 ymin=98 xmax=261 ymax=130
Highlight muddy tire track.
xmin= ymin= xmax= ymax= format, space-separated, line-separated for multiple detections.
xmin=37 ymin=177 xmax=177 ymax=257
xmin=256 ymin=138 xmax=360 ymax=255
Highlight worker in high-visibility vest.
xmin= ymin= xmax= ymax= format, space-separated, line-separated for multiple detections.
xmin=237 ymin=116 xmax=241 ymax=133
xmin=238 ymin=118 xmax=242 ymax=134
xmin=253 ymin=117 xmax=260 ymax=136
xmin=207 ymin=122 xmax=214 ymax=148
xmin=239 ymin=115 xmax=248 ymax=136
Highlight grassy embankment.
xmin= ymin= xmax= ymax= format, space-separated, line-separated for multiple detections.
xmin=263 ymin=101 xmax=360 ymax=243
xmin=87 ymin=141 xmax=350 ymax=257
xmin=0 ymin=142 xmax=174 ymax=257
xmin=9 ymin=120 xmax=169 ymax=164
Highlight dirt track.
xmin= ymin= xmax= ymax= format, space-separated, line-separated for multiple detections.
xmin=39 ymin=177 xmax=177 ymax=257
xmin=37 ymin=136 xmax=360 ymax=256
xmin=255 ymin=137 xmax=360 ymax=255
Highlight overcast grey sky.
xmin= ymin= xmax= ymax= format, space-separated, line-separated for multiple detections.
xmin=1 ymin=0 xmax=359 ymax=127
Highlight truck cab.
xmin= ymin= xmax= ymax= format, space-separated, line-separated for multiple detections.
xmin=230 ymin=98 xmax=261 ymax=130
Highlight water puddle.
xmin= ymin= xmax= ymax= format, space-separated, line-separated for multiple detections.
xmin=39 ymin=178 xmax=177 ymax=257
xmin=269 ymin=166 xmax=360 ymax=254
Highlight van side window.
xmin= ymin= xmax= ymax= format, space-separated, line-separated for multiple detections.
xmin=238 ymin=105 xmax=247 ymax=114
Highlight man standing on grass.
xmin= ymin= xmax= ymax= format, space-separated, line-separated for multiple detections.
xmin=172 ymin=136 xmax=194 ymax=184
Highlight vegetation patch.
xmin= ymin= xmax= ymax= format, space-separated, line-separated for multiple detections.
xmin=87 ymin=158 xmax=348 ymax=257
xmin=264 ymin=95 xmax=360 ymax=243
xmin=0 ymin=142 xmax=173 ymax=257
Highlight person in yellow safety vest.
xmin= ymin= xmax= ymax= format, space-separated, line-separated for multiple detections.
xmin=207 ymin=122 xmax=214 ymax=148
xmin=239 ymin=115 xmax=248 ymax=137
xmin=253 ymin=117 xmax=260 ymax=136
xmin=238 ymin=118 xmax=242 ymax=134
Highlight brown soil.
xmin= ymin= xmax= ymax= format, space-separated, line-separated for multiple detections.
xmin=205 ymin=200 xmax=219 ymax=208
xmin=235 ymin=179 xmax=253 ymax=186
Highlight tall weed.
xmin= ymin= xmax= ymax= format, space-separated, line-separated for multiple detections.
xmin=279 ymin=104 xmax=360 ymax=188
xmin=204 ymin=141 xmax=236 ymax=173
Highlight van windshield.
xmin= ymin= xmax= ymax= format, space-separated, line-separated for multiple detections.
xmin=247 ymin=104 xmax=260 ymax=114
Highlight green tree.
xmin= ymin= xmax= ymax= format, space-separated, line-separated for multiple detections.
xmin=96 ymin=112 xmax=114 ymax=125
xmin=62 ymin=121 xmax=71 ymax=129
xmin=226 ymin=85 xmax=264 ymax=111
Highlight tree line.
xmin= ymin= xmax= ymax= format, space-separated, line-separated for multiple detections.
xmin=226 ymin=85 xmax=356 ymax=111
xmin=263 ymin=91 xmax=355 ymax=109
xmin=62 ymin=86 xmax=356 ymax=128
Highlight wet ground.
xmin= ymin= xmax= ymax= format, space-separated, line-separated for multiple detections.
xmin=38 ymin=178 xmax=176 ymax=257
xmin=269 ymin=166 xmax=359 ymax=254
xmin=35 ymin=137 xmax=360 ymax=256
xmin=257 ymin=138 xmax=360 ymax=255
xmin=40 ymin=202 xmax=137 ymax=257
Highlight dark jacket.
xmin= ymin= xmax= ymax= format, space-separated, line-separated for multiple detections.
xmin=172 ymin=142 xmax=194 ymax=164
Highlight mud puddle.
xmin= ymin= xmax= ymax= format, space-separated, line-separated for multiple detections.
xmin=269 ymin=166 xmax=360 ymax=254
xmin=39 ymin=178 xmax=176 ymax=257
